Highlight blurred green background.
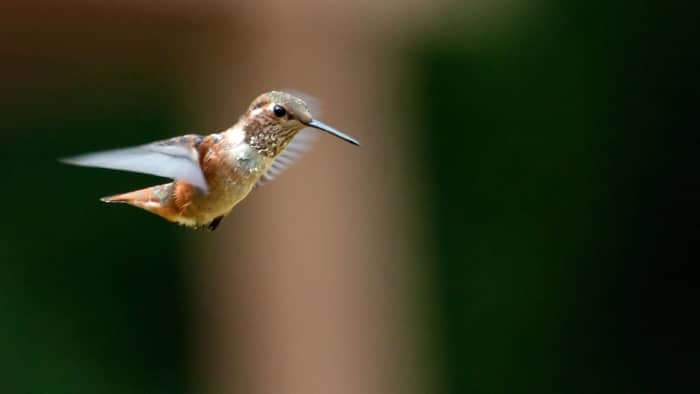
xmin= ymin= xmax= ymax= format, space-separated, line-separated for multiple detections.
xmin=411 ymin=3 xmax=699 ymax=393
xmin=1 ymin=1 xmax=698 ymax=393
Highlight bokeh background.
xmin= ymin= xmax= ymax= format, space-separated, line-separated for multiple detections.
xmin=1 ymin=1 xmax=698 ymax=393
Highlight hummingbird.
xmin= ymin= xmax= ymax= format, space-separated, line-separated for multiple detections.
xmin=62 ymin=91 xmax=360 ymax=231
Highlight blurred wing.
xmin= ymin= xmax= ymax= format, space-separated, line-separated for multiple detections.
xmin=257 ymin=128 xmax=317 ymax=186
xmin=61 ymin=134 xmax=209 ymax=192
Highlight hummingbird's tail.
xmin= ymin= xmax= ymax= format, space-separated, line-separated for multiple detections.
xmin=100 ymin=183 xmax=177 ymax=222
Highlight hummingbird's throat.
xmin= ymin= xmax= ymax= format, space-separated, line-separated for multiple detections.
xmin=244 ymin=120 xmax=300 ymax=157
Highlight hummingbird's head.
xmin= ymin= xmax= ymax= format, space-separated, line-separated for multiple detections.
xmin=243 ymin=91 xmax=359 ymax=156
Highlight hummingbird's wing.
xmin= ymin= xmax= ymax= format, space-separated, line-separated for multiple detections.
xmin=257 ymin=128 xmax=317 ymax=186
xmin=61 ymin=134 xmax=209 ymax=192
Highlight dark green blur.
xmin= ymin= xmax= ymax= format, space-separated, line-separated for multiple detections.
xmin=408 ymin=2 xmax=698 ymax=393
xmin=0 ymin=64 xmax=190 ymax=394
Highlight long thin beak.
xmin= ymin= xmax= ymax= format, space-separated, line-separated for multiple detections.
xmin=307 ymin=119 xmax=360 ymax=146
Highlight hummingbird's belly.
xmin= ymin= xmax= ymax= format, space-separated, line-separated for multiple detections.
xmin=201 ymin=180 xmax=252 ymax=214
xmin=183 ymin=142 xmax=272 ymax=226
xmin=181 ymin=176 xmax=254 ymax=226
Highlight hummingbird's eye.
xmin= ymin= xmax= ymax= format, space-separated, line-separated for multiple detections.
xmin=273 ymin=105 xmax=286 ymax=117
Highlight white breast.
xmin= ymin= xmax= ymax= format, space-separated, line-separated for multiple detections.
xmin=222 ymin=124 xmax=271 ymax=176
xmin=229 ymin=142 xmax=271 ymax=176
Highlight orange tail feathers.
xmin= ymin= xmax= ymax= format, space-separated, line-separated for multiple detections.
xmin=100 ymin=184 xmax=177 ymax=222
